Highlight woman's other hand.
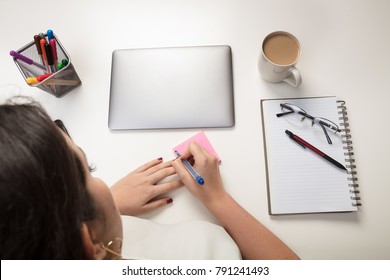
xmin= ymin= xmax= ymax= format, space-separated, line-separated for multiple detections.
xmin=111 ymin=158 xmax=183 ymax=216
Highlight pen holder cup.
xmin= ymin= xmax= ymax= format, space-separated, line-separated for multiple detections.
xmin=12 ymin=34 xmax=81 ymax=98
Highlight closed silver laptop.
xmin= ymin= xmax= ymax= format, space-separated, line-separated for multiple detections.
xmin=108 ymin=45 xmax=235 ymax=130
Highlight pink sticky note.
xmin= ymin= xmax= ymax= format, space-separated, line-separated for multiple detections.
xmin=173 ymin=131 xmax=221 ymax=162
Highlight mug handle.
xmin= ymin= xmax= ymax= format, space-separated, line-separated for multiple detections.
xmin=283 ymin=67 xmax=302 ymax=87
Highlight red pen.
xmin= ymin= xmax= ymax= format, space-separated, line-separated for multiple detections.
xmin=49 ymin=39 xmax=58 ymax=71
xmin=285 ymin=130 xmax=347 ymax=171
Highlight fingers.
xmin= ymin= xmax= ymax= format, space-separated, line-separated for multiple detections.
xmin=154 ymin=179 xmax=183 ymax=195
xmin=143 ymin=164 xmax=176 ymax=186
xmin=173 ymin=142 xmax=205 ymax=183
xmin=142 ymin=181 xmax=182 ymax=213
xmin=180 ymin=141 xmax=205 ymax=159
xmin=142 ymin=197 xmax=173 ymax=212
xmin=145 ymin=163 xmax=184 ymax=204
xmin=171 ymin=157 xmax=193 ymax=184
xmin=134 ymin=157 xmax=165 ymax=173
xmin=145 ymin=161 xmax=175 ymax=177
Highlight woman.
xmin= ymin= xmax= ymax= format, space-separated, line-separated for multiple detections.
xmin=0 ymin=99 xmax=298 ymax=259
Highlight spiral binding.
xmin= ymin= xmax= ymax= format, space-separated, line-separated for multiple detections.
xmin=337 ymin=100 xmax=361 ymax=207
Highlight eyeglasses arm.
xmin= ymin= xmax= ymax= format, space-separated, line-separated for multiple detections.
xmin=276 ymin=111 xmax=295 ymax=117
xmin=319 ymin=123 xmax=333 ymax=144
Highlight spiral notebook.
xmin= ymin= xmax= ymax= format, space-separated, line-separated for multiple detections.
xmin=260 ymin=96 xmax=360 ymax=215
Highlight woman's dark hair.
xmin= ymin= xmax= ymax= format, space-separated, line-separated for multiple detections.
xmin=0 ymin=99 xmax=96 ymax=259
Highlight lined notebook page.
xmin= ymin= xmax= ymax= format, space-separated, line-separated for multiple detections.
xmin=261 ymin=96 xmax=357 ymax=214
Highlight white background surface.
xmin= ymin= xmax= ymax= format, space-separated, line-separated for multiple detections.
xmin=1 ymin=0 xmax=389 ymax=259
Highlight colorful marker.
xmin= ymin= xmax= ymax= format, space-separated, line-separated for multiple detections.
xmin=49 ymin=39 xmax=58 ymax=70
xmin=47 ymin=29 xmax=54 ymax=41
xmin=34 ymin=35 xmax=45 ymax=65
xmin=9 ymin=50 xmax=46 ymax=70
xmin=36 ymin=73 xmax=52 ymax=82
xmin=57 ymin=59 xmax=69 ymax=70
xmin=44 ymin=43 xmax=55 ymax=73
xmin=62 ymin=59 xmax=68 ymax=66
xmin=40 ymin=39 xmax=50 ymax=73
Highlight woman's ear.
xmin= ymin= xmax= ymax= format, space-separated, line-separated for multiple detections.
xmin=80 ymin=223 xmax=107 ymax=260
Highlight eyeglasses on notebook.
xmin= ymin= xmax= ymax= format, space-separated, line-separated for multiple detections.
xmin=276 ymin=103 xmax=341 ymax=144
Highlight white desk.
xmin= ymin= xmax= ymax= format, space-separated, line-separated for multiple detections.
xmin=1 ymin=0 xmax=389 ymax=260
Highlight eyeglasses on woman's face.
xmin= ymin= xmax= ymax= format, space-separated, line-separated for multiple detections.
xmin=54 ymin=119 xmax=70 ymax=138
xmin=100 ymin=237 xmax=124 ymax=260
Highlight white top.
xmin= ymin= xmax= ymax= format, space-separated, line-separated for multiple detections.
xmin=121 ymin=216 xmax=241 ymax=260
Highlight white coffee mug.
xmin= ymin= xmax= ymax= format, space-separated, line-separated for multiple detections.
xmin=258 ymin=31 xmax=302 ymax=87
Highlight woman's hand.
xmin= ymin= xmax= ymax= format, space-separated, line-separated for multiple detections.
xmin=111 ymin=158 xmax=183 ymax=216
xmin=172 ymin=142 xmax=227 ymax=207
xmin=172 ymin=143 xmax=299 ymax=259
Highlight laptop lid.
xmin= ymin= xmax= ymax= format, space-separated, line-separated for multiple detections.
xmin=108 ymin=45 xmax=235 ymax=130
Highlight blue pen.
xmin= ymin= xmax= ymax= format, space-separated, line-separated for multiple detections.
xmin=175 ymin=151 xmax=205 ymax=185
